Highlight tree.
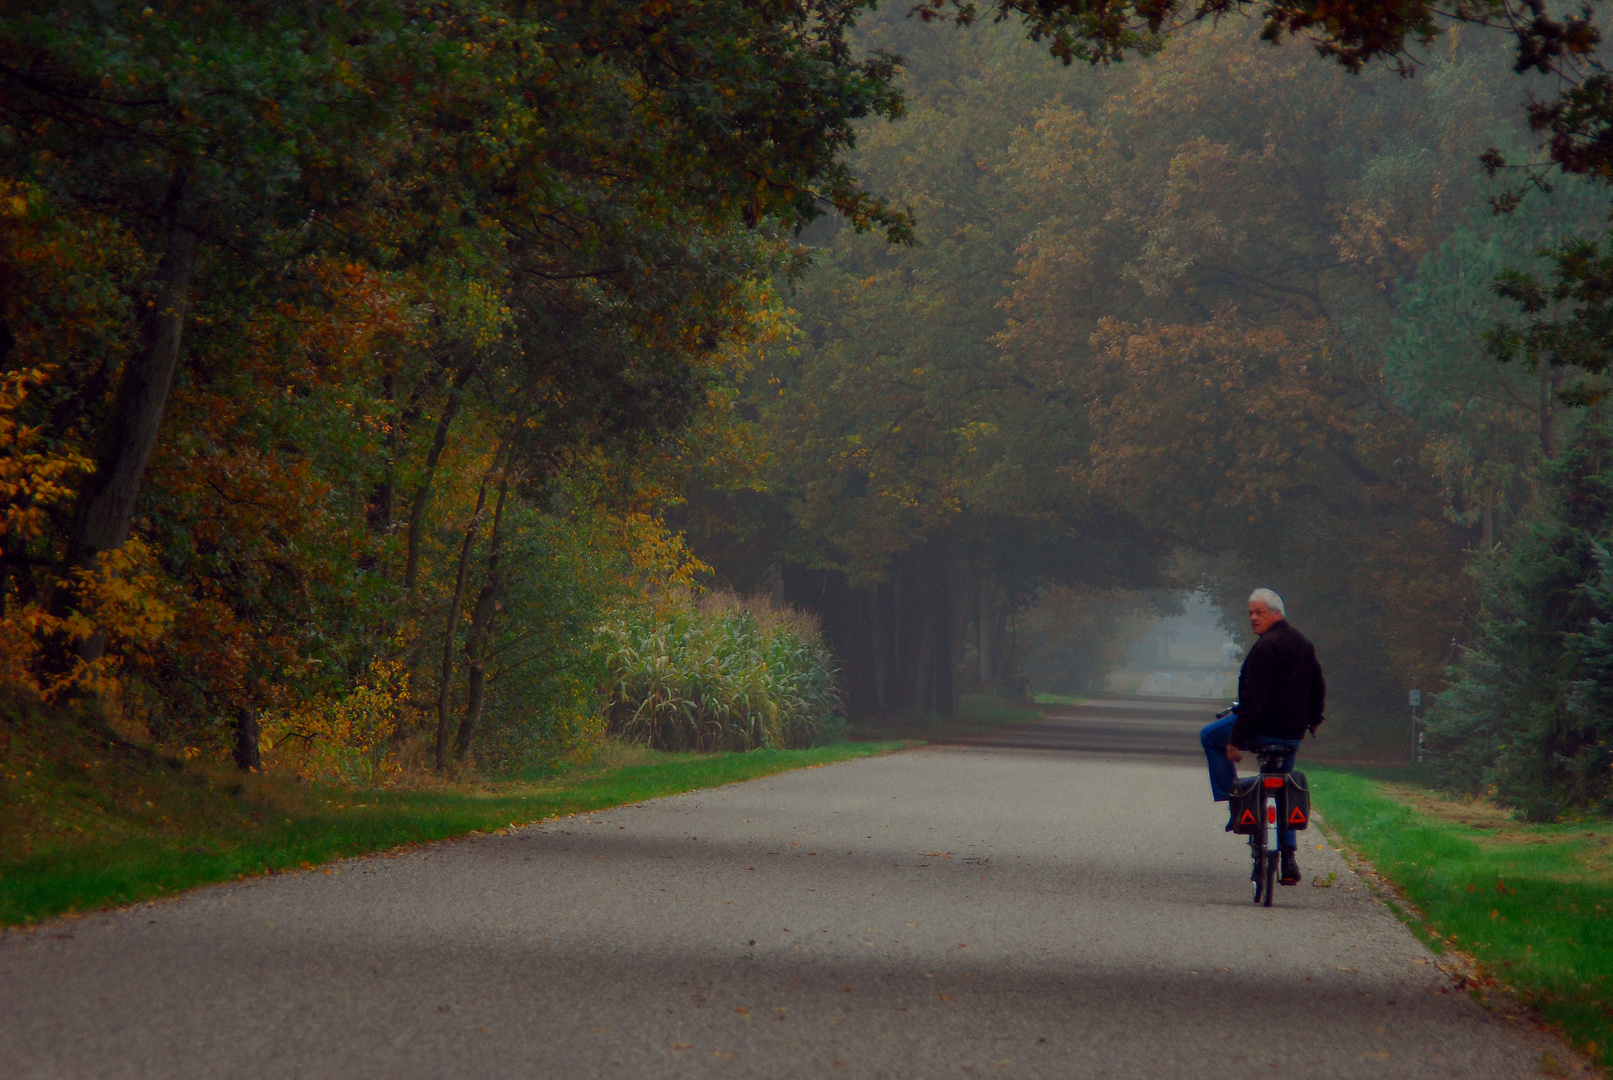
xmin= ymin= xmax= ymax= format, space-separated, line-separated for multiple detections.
xmin=705 ymin=14 xmax=1166 ymax=717
xmin=0 ymin=0 xmax=917 ymax=770
xmin=1427 ymin=407 xmax=1613 ymax=818
xmin=704 ymin=19 xmax=1546 ymax=733
xmin=1383 ymin=180 xmax=1611 ymax=548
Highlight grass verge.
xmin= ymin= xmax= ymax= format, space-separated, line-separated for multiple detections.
xmin=1032 ymin=692 xmax=1088 ymax=707
xmin=1311 ymin=767 xmax=1613 ymax=1069
xmin=1 ymin=707 xmax=902 ymax=927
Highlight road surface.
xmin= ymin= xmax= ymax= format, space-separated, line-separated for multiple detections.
xmin=0 ymin=696 xmax=1582 ymax=1078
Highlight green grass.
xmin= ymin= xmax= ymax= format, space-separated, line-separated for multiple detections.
xmin=1033 ymin=692 xmax=1088 ymax=707
xmin=956 ymin=693 xmax=1043 ymax=726
xmin=1311 ymin=767 xmax=1613 ymax=1067
xmin=1 ymin=713 xmax=902 ymax=927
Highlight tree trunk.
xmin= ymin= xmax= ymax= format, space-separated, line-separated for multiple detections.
xmin=869 ymin=583 xmax=888 ymax=714
xmin=372 ymin=359 xmax=450 ymax=536
xmin=975 ymin=573 xmax=992 ymax=691
xmin=783 ymin=539 xmax=955 ymax=720
xmin=455 ymin=480 xmax=508 ymax=761
xmin=404 ymin=357 xmax=477 ymax=592
xmin=367 ymin=372 xmax=398 ymax=534
xmin=233 ymin=705 xmax=262 ymax=771
xmin=435 ymin=476 xmax=491 ymax=771
xmin=1540 ymin=364 xmax=1557 ymax=459
xmin=1481 ymin=482 xmax=1495 ymax=552
xmin=63 ymin=169 xmax=200 ymax=656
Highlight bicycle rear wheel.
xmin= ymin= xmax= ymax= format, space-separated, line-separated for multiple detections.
xmin=1251 ymin=842 xmax=1265 ymax=904
xmin=1262 ymin=851 xmax=1276 ymax=907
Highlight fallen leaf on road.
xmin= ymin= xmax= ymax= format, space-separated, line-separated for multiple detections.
xmin=670 ymin=1042 xmax=691 ymax=1049
xmin=938 ymin=994 xmax=951 ymax=1001
xmin=713 ymin=1050 xmax=734 ymax=1059
xmin=1362 ymin=1052 xmax=1389 ymax=1059
xmin=732 ymin=1007 xmax=749 ymax=1015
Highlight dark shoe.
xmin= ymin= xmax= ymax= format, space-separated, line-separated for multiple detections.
xmin=1280 ymin=851 xmax=1301 ymax=885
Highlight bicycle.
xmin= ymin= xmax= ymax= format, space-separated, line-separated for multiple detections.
xmin=1221 ymin=707 xmax=1311 ymax=907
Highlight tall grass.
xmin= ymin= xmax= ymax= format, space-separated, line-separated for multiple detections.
xmin=599 ymin=590 xmax=844 ymax=751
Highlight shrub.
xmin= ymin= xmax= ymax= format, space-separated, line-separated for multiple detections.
xmin=259 ymin=659 xmax=407 ymax=785
xmin=599 ymin=590 xmax=844 ymax=751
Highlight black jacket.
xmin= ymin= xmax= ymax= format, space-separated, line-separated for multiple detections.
xmin=1231 ymin=620 xmax=1326 ymax=746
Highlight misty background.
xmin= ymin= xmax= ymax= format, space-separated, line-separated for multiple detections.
xmin=675 ymin=10 xmax=1606 ymax=761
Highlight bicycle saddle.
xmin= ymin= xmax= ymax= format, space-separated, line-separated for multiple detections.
xmin=1254 ymin=748 xmax=1292 ymax=770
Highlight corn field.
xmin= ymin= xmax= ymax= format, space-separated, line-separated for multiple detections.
xmin=599 ymin=591 xmax=844 ymax=751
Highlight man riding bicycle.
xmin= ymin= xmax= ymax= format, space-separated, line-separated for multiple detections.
xmin=1199 ymin=588 xmax=1326 ymax=886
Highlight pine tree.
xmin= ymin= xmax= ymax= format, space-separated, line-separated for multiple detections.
xmin=1429 ymin=407 xmax=1613 ymax=818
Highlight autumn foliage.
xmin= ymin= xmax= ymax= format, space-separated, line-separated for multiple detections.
xmin=0 ymin=0 xmax=880 ymax=773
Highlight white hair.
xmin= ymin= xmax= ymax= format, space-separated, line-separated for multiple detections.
xmin=1248 ymin=588 xmax=1286 ymax=617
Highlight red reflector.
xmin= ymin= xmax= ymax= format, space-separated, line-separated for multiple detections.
xmin=1289 ymin=808 xmax=1307 ymax=825
xmin=1238 ymin=810 xmax=1257 ymax=826
xmin=1266 ymin=806 xmax=1276 ymax=822
xmin=1263 ymin=777 xmax=1284 ymax=788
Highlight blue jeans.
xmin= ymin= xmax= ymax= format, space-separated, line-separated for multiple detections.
xmin=1200 ymin=715 xmax=1301 ymax=851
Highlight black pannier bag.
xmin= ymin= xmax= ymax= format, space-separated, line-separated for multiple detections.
xmin=1229 ymin=776 xmax=1262 ymax=835
xmin=1281 ymin=770 xmax=1311 ymax=831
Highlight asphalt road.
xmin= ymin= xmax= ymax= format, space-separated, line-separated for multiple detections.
xmin=0 ymin=697 xmax=1580 ymax=1078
